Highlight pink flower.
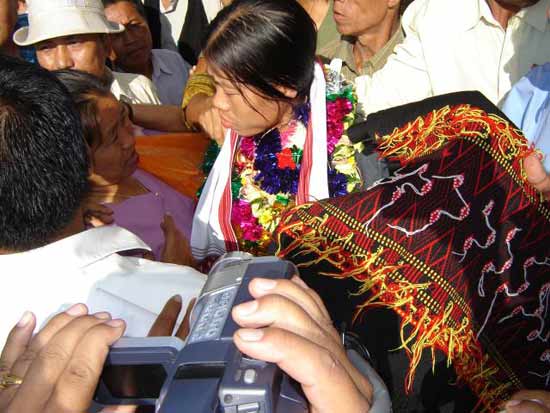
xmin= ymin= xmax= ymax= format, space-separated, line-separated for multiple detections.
xmin=240 ymin=137 xmax=256 ymax=159
xmin=231 ymin=200 xmax=263 ymax=241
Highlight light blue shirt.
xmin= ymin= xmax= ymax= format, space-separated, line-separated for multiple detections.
xmin=151 ymin=48 xmax=191 ymax=106
xmin=502 ymin=62 xmax=550 ymax=172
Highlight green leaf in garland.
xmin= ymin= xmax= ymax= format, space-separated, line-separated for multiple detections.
xmin=231 ymin=174 xmax=242 ymax=199
xmin=202 ymin=140 xmax=221 ymax=175
xmin=276 ymin=194 xmax=290 ymax=206
xmin=291 ymin=146 xmax=303 ymax=164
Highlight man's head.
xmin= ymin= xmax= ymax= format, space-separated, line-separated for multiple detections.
xmin=0 ymin=55 xmax=89 ymax=252
xmin=35 ymin=34 xmax=112 ymax=78
xmin=332 ymin=0 xmax=412 ymax=37
xmin=12 ymin=0 xmax=123 ymax=78
xmin=493 ymin=0 xmax=540 ymax=9
xmin=102 ymin=0 xmax=153 ymax=72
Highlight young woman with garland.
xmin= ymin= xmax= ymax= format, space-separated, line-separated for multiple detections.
xmin=190 ymin=0 xmax=363 ymax=259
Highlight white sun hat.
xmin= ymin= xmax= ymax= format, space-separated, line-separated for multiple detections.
xmin=13 ymin=0 xmax=125 ymax=47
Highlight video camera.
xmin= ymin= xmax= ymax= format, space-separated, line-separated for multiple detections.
xmin=94 ymin=253 xmax=308 ymax=413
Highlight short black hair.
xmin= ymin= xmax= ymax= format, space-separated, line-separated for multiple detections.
xmin=102 ymin=0 xmax=147 ymax=18
xmin=0 ymin=55 xmax=90 ymax=251
xmin=54 ymin=69 xmax=112 ymax=148
xmin=203 ymin=0 xmax=316 ymax=106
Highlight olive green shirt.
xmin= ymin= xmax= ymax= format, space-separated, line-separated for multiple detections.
xmin=319 ymin=25 xmax=405 ymax=81
xmin=316 ymin=1 xmax=340 ymax=52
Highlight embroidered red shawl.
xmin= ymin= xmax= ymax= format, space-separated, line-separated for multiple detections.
xmin=274 ymin=92 xmax=550 ymax=412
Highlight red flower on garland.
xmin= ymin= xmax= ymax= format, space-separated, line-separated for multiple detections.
xmin=276 ymin=147 xmax=296 ymax=170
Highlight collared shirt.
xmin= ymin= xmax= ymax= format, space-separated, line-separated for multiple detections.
xmin=0 ymin=226 xmax=205 ymax=347
xmin=502 ymin=62 xmax=550 ymax=172
xmin=151 ymin=48 xmax=191 ymax=105
xmin=110 ymin=69 xmax=162 ymax=105
xmin=356 ymin=0 xmax=550 ymax=116
xmin=319 ymin=25 xmax=405 ymax=81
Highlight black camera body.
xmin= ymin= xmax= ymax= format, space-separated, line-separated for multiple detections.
xmin=94 ymin=253 xmax=308 ymax=413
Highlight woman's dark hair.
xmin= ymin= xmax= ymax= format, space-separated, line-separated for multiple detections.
xmin=203 ymin=0 xmax=317 ymax=105
xmin=53 ymin=69 xmax=112 ymax=148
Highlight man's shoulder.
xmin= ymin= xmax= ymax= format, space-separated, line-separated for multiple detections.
xmin=152 ymin=48 xmax=185 ymax=61
xmin=152 ymin=48 xmax=191 ymax=73
xmin=402 ymin=0 xmax=475 ymax=31
xmin=112 ymin=71 xmax=161 ymax=104
xmin=112 ymin=71 xmax=154 ymax=87
xmin=514 ymin=62 xmax=550 ymax=95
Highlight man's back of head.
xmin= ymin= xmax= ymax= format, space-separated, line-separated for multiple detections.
xmin=0 ymin=55 xmax=89 ymax=252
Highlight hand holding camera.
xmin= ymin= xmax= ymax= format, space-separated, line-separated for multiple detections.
xmin=0 ymin=255 xmax=373 ymax=413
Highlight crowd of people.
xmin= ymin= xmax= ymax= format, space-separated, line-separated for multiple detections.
xmin=1 ymin=0 xmax=550 ymax=412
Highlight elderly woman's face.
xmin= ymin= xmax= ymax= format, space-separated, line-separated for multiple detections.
xmin=208 ymin=65 xmax=293 ymax=137
xmin=91 ymin=94 xmax=138 ymax=183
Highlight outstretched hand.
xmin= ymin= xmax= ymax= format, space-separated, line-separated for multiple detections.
xmin=0 ymin=305 xmax=125 ymax=413
xmin=524 ymin=153 xmax=550 ymax=201
xmin=231 ymin=276 xmax=373 ymax=413
xmin=503 ymin=390 xmax=550 ymax=413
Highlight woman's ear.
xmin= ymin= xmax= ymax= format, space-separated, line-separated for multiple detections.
xmin=275 ymin=85 xmax=298 ymax=99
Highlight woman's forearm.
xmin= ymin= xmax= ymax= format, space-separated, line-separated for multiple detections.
xmin=131 ymin=104 xmax=188 ymax=132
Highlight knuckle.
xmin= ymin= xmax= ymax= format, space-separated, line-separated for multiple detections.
xmin=16 ymin=348 xmax=39 ymax=365
xmin=318 ymin=347 xmax=342 ymax=373
xmin=63 ymin=359 xmax=97 ymax=386
xmin=38 ymin=343 xmax=71 ymax=366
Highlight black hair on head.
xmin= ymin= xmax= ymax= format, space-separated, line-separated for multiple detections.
xmin=0 ymin=55 xmax=90 ymax=251
xmin=203 ymin=0 xmax=317 ymax=104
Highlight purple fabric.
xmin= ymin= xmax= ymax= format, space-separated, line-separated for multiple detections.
xmin=106 ymin=169 xmax=195 ymax=260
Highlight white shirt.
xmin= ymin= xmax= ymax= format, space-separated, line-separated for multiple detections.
xmin=0 ymin=226 xmax=205 ymax=348
xmin=111 ymin=70 xmax=162 ymax=104
xmin=152 ymin=49 xmax=191 ymax=105
xmin=356 ymin=0 xmax=550 ymax=115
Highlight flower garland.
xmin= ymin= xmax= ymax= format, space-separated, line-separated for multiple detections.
xmin=232 ymin=66 xmax=361 ymax=254
xmin=197 ymin=65 xmax=361 ymax=255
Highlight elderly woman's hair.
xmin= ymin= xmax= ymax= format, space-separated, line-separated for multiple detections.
xmin=53 ymin=69 xmax=111 ymax=147
xmin=203 ymin=0 xmax=317 ymax=105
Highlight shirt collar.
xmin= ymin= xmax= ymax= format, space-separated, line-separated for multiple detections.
xmin=459 ymin=0 xmax=494 ymax=31
xmin=517 ymin=0 xmax=549 ymax=33
xmin=339 ymin=22 xmax=404 ymax=76
xmin=369 ymin=26 xmax=405 ymax=71
xmin=151 ymin=49 xmax=174 ymax=77
xmin=2 ymin=226 xmax=151 ymax=270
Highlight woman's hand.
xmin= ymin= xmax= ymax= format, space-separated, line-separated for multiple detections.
xmin=503 ymin=390 xmax=550 ymax=413
xmin=160 ymin=214 xmax=196 ymax=267
xmin=0 ymin=305 xmax=125 ymax=413
xmin=524 ymin=153 xmax=550 ymax=201
xmin=185 ymin=94 xmax=226 ymax=145
xmin=231 ymin=276 xmax=373 ymax=413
